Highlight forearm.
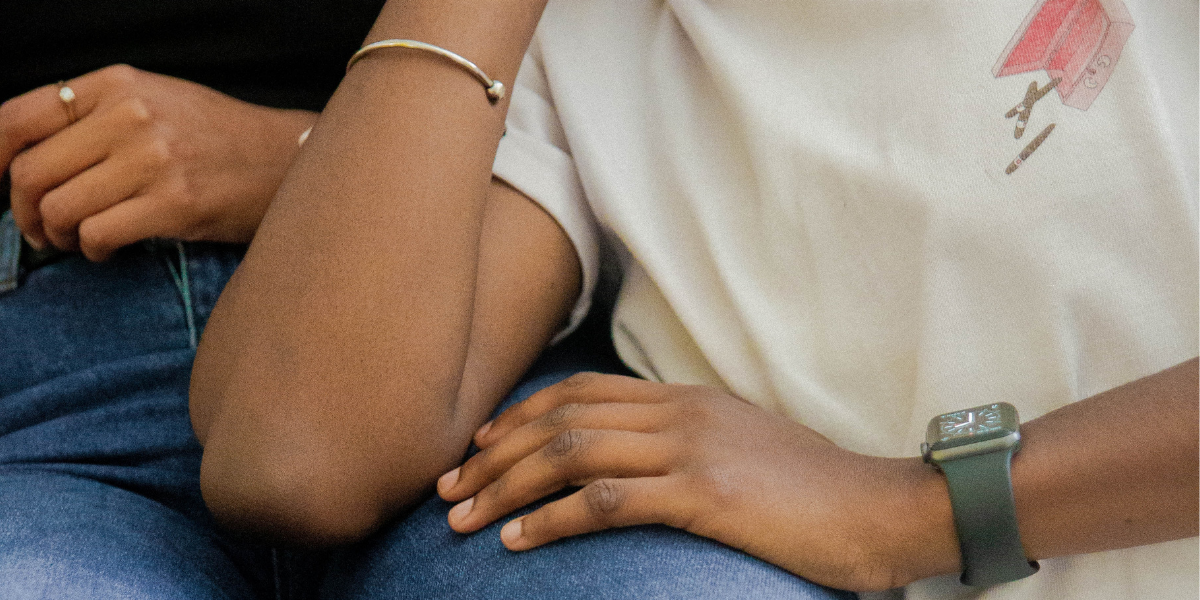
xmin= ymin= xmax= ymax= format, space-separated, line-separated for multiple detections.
xmin=896 ymin=358 xmax=1200 ymax=582
xmin=190 ymin=0 xmax=553 ymax=544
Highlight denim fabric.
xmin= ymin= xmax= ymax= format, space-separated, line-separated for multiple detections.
xmin=0 ymin=240 xmax=270 ymax=599
xmin=0 ymin=212 xmax=18 ymax=294
xmin=0 ymin=235 xmax=854 ymax=600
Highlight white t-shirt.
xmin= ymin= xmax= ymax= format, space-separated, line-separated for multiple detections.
xmin=492 ymin=1 xmax=1199 ymax=598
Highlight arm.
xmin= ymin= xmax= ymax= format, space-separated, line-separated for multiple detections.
xmin=438 ymin=358 xmax=1198 ymax=591
xmin=189 ymin=0 xmax=567 ymax=545
xmin=1010 ymin=357 xmax=1198 ymax=560
xmin=898 ymin=357 xmax=1199 ymax=584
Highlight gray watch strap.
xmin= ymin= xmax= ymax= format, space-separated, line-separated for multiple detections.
xmin=940 ymin=448 xmax=1039 ymax=586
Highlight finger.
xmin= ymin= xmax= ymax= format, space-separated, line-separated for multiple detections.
xmin=12 ymin=94 xmax=151 ymax=195
xmin=477 ymin=373 xmax=670 ymax=447
xmin=448 ymin=430 xmax=675 ymax=533
xmin=2 ymin=82 xmax=86 ymax=246
xmin=38 ymin=151 xmax=155 ymax=251
xmin=5 ymin=70 xmax=145 ymax=245
xmin=500 ymin=476 xmax=692 ymax=551
xmin=77 ymin=193 xmax=182 ymax=262
xmin=0 ymin=67 xmax=127 ymax=171
xmin=441 ymin=402 xmax=671 ymax=501
xmin=0 ymin=85 xmax=79 ymax=173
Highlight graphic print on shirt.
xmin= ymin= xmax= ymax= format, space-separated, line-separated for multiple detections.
xmin=1005 ymin=123 xmax=1056 ymax=174
xmin=993 ymin=0 xmax=1135 ymax=110
xmin=991 ymin=0 xmax=1134 ymax=173
xmin=1004 ymin=78 xmax=1060 ymax=138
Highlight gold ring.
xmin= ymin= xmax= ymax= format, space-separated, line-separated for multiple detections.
xmin=56 ymin=81 xmax=78 ymax=124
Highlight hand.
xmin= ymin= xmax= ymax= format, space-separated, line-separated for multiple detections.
xmin=437 ymin=373 xmax=960 ymax=592
xmin=0 ymin=64 xmax=316 ymax=261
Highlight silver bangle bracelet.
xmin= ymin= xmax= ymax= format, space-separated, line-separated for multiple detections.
xmin=347 ymin=39 xmax=505 ymax=104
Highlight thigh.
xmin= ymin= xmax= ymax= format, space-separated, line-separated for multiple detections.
xmin=0 ymin=470 xmax=263 ymax=600
xmin=319 ymin=343 xmax=856 ymax=600
xmin=0 ymin=238 xmax=240 ymax=397
xmin=0 ymin=239 xmax=270 ymax=598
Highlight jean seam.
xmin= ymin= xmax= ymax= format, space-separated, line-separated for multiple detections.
xmin=0 ymin=211 xmax=21 ymax=294
xmin=272 ymin=547 xmax=285 ymax=600
xmin=151 ymin=240 xmax=199 ymax=349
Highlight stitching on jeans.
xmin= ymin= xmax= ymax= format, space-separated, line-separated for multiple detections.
xmin=159 ymin=241 xmax=198 ymax=348
xmin=174 ymin=241 xmax=197 ymax=348
xmin=0 ymin=211 xmax=20 ymax=294
xmin=272 ymin=547 xmax=284 ymax=600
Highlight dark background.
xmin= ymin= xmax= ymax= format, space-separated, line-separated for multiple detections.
xmin=0 ymin=0 xmax=387 ymax=111
xmin=0 ymin=0 xmax=387 ymax=214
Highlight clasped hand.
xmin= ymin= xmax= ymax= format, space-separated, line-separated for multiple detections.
xmin=438 ymin=373 xmax=950 ymax=592
xmin=0 ymin=64 xmax=314 ymax=260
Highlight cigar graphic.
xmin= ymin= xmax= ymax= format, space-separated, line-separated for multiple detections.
xmin=1005 ymin=123 xmax=1054 ymax=174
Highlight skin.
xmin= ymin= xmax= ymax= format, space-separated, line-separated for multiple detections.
xmin=190 ymin=0 xmax=560 ymax=545
xmin=436 ymin=361 xmax=1198 ymax=592
xmin=165 ymin=0 xmax=1196 ymax=591
xmin=0 ymin=64 xmax=316 ymax=260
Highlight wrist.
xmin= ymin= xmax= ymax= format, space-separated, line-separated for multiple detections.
xmin=873 ymin=457 xmax=962 ymax=586
xmin=249 ymin=107 xmax=316 ymax=175
xmin=216 ymin=106 xmax=316 ymax=243
xmin=259 ymin=107 xmax=318 ymax=153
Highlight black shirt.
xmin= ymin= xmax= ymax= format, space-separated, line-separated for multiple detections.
xmin=0 ymin=0 xmax=386 ymax=110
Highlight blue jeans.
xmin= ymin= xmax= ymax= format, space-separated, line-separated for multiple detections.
xmin=0 ymin=227 xmax=854 ymax=599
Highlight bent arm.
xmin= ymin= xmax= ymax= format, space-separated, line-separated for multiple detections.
xmin=189 ymin=0 xmax=569 ymax=545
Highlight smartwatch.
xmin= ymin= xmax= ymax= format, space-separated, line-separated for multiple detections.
xmin=921 ymin=402 xmax=1039 ymax=586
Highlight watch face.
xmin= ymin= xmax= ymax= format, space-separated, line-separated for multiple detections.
xmin=926 ymin=402 xmax=1019 ymax=450
xmin=937 ymin=405 xmax=1005 ymax=441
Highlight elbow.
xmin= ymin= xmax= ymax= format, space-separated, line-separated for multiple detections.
xmin=198 ymin=434 xmax=417 ymax=547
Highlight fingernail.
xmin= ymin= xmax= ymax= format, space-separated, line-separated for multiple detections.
xmin=501 ymin=518 xmax=523 ymax=546
xmin=476 ymin=421 xmax=492 ymax=439
xmin=449 ymin=497 xmax=474 ymax=523
xmin=438 ymin=467 xmax=460 ymax=492
xmin=22 ymin=234 xmax=45 ymax=251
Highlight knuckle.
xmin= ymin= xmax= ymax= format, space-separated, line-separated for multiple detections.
xmin=164 ymin=174 xmax=202 ymax=213
xmin=544 ymin=429 xmax=590 ymax=461
xmin=77 ymin=220 xmax=110 ymax=257
xmin=102 ymin=64 xmax=140 ymax=89
xmin=6 ymin=153 xmax=36 ymax=190
xmin=459 ymin=448 xmax=491 ymax=481
xmin=143 ymin=134 xmax=174 ymax=167
xmin=559 ymin=372 xmax=600 ymax=392
xmin=475 ymin=473 xmax=507 ymax=505
xmin=677 ymin=389 xmax=718 ymax=424
xmin=688 ymin=465 xmax=741 ymax=511
xmin=540 ymin=403 xmax=580 ymax=431
xmin=582 ymin=479 xmax=625 ymax=518
xmin=0 ymin=98 xmax=18 ymax=129
xmin=38 ymin=189 xmax=70 ymax=225
xmin=6 ymin=157 xmax=31 ymax=189
xmin=680 ymin=384 xmax=716 ymax=402
xmin=117 ymin=97 xmax=153 ymax=126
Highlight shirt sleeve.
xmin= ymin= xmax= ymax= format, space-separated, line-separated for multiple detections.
xmin=492 ymin=35 xmax=600 ymax=343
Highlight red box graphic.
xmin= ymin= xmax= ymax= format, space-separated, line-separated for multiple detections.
xmin=993 ymin=0 xmax=1134 ymax=110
